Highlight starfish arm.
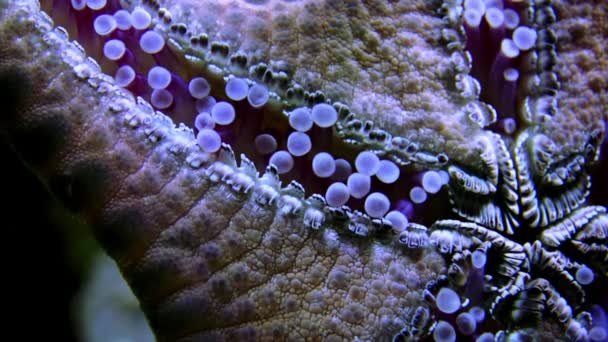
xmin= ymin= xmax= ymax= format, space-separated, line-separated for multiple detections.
xmin=0 ymin=2 xmax=446 ymax=340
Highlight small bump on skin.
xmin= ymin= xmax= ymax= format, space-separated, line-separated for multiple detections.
xmin=225 ymin=77 xmax=249 ymax=101
xmin=325 ymin=182 xmax=350 ymax=207
xmin=269 ymin=150 xmax=294 ymax=174
xmin=464 ymin=9 xmax=482 ymax=28
xmin=513 ymin=26 xmax=537 ymax=51
xmin=484 ymin=7 xmax=504 ymax=29
xmin=147 ymin=66 xmax=171 ymax=89
xmin=410 ymin=186 xmax=427 ymax=204
xmin=254 ymin=134 xmax=277 ymax=155
xmin=503 ymin=9 xmax=520 ymax=29
xmin=288 ymin=107 xmax=313 ymax=132
xmin=114 ymin=65 xmax=135 ymax=87
xmin=590 ymin=327 xmax=607 ymax=341
xmin=211 ymin=102 xmax=236 ymax=125
xmin=422 ymin=171 xmax=443 ymax=194
xmin=502 ymin=118 xmax=517 ymax=134
xmin=347 ymin=173 xmax=371 ymax=199
xmin=103 ymin=39 xmax=126 ymax=61
xmin=436 ymin=287 xmax=460 ymax=314
xmin=476 ymin=332 xmax=494 ymax=342
xmin=385 ymin=211 xmax=408 ymax=231
xmin=364 ymin=192 xmax=390 ymax=218
xmin=311 ymin=103 xmax=338 ymax=128
xmin=503 ymin=68 xmax=519 ymax=82
xmin=456 ymin=312 xmax=476 ymax=335
xmin=210 ymin=42 xmax=230 ymax=58
xmin=576 ymin=266 xmax=594 ymax=285
xmin=312 ymin=152 xmax=335 ymax=178
xmin=500 ymin=39 xmax=520 ymax=59
xmin=188 ymin=77 xmax=211 ymax=99
xmin=433 ymin=320 xmax=456 ymax=342
xmin=195 ymin=96 xmax=216 ymax=113
xmin=287 ymin=132 xmax=311 ymax=157
xmin=247 ymin=84 xmax=269 ymax=108
xmin=328 ymin=268 xmax=350 ymax=289
xmin=194 ymin=112 xmax=215 ymax=131
xmin=71 ymin=0 xmax=86 ymax=10
xmin=150 ymin=89 xmax=173 ymax=109
xmin=139 ymin=30 xmax=165 ymax=54
xmin=93 ymin=14 xmax=116 ymax=36
xmin=86 ymin=0 xmax=107 ymax=11
xmin=331 ymin=159 xmax=352 ymax=181
xmin=197 ymin=128 xmax=221 ymax=153
xmin=469 ymin=306 xmax=485 ymax=322
xmin=376 ymin=160 xmax=400 ymax=184
xmin=471 ymin=250 xmax=487 ymax=269
xmin=131 ymin=7 xmax=152 ymax=30
xmin=170 ymin=23 xmax=187 ymax=36
xmin=355 ymin=151 xmax=380 ymax=176
xmin=114 ymin=10 xmax=132 ymax=30
xmin=230 ymin=53 xmax=248 ymax=69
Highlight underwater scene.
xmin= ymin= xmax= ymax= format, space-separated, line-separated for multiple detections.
xmin=0 ymin=0 xmax=607 ymax=341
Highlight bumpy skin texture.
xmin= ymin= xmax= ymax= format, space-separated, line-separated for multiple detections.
xmin=163 ymin=0 xmax=486 ymax=164
xmin=169 ymin=0 xmax=459 ymax=117
xmin=1 ymin=0 xmax=607 ymax=341
xmin=0 ymin=1 xmax=445 ymax=340
xmin=539 ymin=0 xmax=607 ymax=152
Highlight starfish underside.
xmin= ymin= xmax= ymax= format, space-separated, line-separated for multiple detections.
xmin=0 ymin=0 xmax=607 ymax=341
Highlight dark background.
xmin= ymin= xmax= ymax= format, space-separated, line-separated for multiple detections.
xmin=2 ymin=140 xmax=82 ymax=341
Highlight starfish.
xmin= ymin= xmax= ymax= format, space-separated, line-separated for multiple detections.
xmin=0 ymin=0 xmax=606 ymax=341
